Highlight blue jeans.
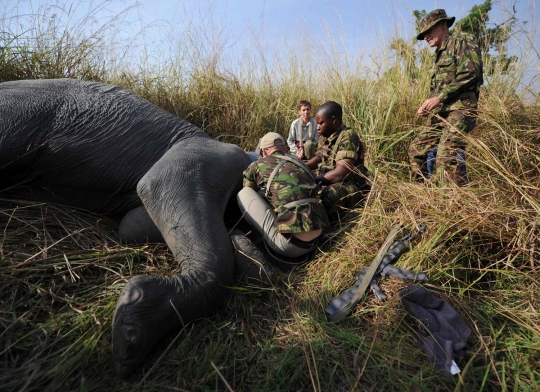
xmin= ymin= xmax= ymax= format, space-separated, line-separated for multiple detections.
xmin=426 ymin=146 xmax=468 ymax=183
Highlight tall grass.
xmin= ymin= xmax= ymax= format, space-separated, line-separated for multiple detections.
xmin=1 ymin=1 xmax=539 ymax=391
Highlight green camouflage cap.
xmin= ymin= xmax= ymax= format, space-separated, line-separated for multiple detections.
xmin=416 ymin=9 xmax=455 ymax=40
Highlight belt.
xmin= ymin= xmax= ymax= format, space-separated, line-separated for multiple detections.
xmin=285 ymin=233 xmax=319 ymax=249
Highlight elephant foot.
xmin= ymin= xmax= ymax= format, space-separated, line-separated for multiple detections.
xmin=112 ymin=275 xmax=188 ymax=379
xmin=230 ymin=230 xmax=273 ymax=287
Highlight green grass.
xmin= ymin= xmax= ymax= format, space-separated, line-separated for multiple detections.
xmin=1 ymin=1 xmax=539 ymax=391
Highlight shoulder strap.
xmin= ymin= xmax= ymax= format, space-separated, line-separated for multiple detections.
xmin=332 ymin=129 xmax=347 ymax=159
xmin=275 ymin=154 xmax=315 ymax=180
xmin=296 ymin=119 xmax=303 ymax=148
xmin=265 ymin=158 xmax=287 ymax=199
xmin=309 ymin=118 xmax=317 ymax=140
xmin=265 ymin=154 xmax=316 ymax=198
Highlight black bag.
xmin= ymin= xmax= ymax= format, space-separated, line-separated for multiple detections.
xmin=399 ymin=285 xmax=471 ymax=376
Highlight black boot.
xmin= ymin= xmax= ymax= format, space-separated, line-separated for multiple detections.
xmin=230 ymin=230 xmax=274 ymax=287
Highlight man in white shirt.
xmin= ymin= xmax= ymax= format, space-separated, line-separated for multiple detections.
xmin=287 ymin=100 xmax=318 ymax=160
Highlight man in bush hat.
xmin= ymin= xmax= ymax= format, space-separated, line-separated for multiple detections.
xmin=238 ymin=132 xmax=328 ymax=261
xmin=409 ymin=9 xmax=483 ymax=186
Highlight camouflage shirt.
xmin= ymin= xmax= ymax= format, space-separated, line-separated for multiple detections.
xmin=243 ymin=152 xmax=328 ymax=233
xmin=430 ymin=31 xmax=483 ymax=113
xmin=314 ymin=125 xmax=368 ymax=184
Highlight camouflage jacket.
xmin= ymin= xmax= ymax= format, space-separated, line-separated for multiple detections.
xmin=314 ymin=125 xmax=368 ymax=185
xmin=430 ymin=31 xmax=483 ymax=114
xmin=243 ymin=152 xmax=328 ymax=233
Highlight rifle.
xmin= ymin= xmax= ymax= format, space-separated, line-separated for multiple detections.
xmin=325 ymin=224 xmax=428 ymax=321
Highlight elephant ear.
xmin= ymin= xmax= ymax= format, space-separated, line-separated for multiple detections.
xmin=230 ymin=230 xmax=273 ymax=287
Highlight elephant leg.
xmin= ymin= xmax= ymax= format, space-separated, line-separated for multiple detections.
xmin=112 ymin=231 xmax=271 ymax=380
xmin=112 ymin=139 xmax=250 ymax=379
xmin=118 ymin=206 xmax=165 ymax=244
xmin=230 ymin=229 xmax=273 ymax=287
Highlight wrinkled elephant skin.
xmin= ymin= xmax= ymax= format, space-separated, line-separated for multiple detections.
xmin=0 ymin=79 xmax=268 ymax=379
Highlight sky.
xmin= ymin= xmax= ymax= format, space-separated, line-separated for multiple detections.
xmin=128 ymin=0 xmax=538 ymax=48
xmin=4 ymin=0 xmax=539 ymax=88
xmin=117 ymin=0 xmax=538 ymax=79
xmin=131 ymin=0 xmax=537 ymax=37
xmin=8 ymin=0 xmax=538 ymax=54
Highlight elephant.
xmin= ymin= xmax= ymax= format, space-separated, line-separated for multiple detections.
xmin=0 ymin=78 xmax=271 ymax=379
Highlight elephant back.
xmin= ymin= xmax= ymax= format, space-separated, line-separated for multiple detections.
xmin=0 ymin=79 xmax=208 ymax=214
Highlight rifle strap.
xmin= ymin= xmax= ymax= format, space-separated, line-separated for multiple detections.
xmin=325 ymin=224 xmax=404 ymax=322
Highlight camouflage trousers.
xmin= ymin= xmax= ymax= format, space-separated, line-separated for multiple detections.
xmin=408 ymin=109 xmax=476 ymax=186
xmin=320 ymin=181 xmax=367 ymax=216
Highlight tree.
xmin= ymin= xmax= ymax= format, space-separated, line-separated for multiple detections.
xmin=452 ymin=0 xmax=517 ymax=73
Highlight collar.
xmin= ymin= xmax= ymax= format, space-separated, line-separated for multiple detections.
xmin=324 ymin=124 xmax=348 ymax=144
xmin=435 ymin=31 xmax=451 ymax=54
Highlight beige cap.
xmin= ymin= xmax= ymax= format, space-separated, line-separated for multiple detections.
xmin=260 ymin=132 xmax=285 ymax=149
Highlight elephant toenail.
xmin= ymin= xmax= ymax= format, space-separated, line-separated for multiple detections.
xmin=125 ymin=326 xmax=140 ymax=343
xmin=126 ymin=286 xmax=142 ymax=303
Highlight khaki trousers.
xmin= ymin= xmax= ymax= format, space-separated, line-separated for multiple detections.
xmin=237 ymin=187 xmax=318 ymax=258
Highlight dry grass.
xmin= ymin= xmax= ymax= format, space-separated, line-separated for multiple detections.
xmin=1 ymin=1 xmax=540 ymax=391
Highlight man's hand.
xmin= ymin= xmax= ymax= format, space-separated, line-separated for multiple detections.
xmin=315 ymin=174 xmax=326 ymax=185
xmin=296 ymin=147 xmax=304 ymax=159
xmin=417 ymin=96 xmax=441 ymax=117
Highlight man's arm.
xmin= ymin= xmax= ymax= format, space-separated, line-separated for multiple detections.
xmin=316 ymin=130 xmax=360 ymax=182
xmin=287 ymin=119 xmax=298 ymax=153
xmin=306 ymin=155 xmax=321 ymax=170
xmin=242 ymin=163 xmax=259 ymax=190
xmin=315 ymin=158 xmax=355 ymax=185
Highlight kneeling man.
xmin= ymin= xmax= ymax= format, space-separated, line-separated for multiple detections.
xmin=238 ymin=132 xmax=328 ymax=259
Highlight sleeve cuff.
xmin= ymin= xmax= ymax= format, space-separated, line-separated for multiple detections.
xmin=438 ymin=92 xmax=448 ymax=103
xmin=243 ymin=179 xmax=257 ymax=189
xmin=335 ymin=150 xmax=358 ymax=161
